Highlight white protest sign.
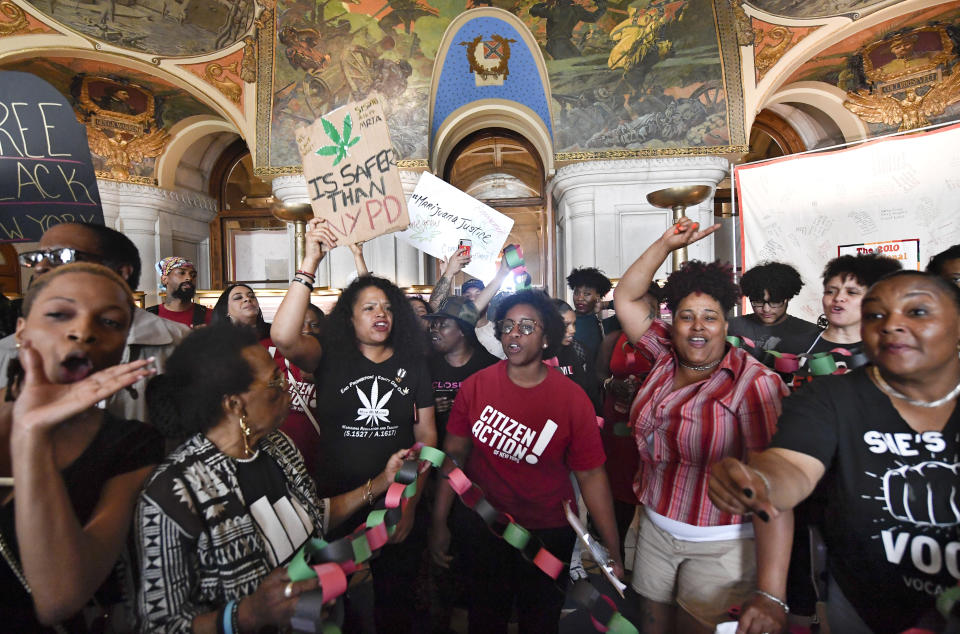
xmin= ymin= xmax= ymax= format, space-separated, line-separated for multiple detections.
xmin=397 ymin=172 xmax=514 ymax=278
xmin=737 ymin=122 xmax=960 ymax=321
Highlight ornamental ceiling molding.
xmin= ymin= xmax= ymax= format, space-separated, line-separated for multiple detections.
xmin=97 ymin=179 xmax=218 ymax=213
xmin=178 ymin=48 xmax=246 ymax=111
xmin=0 ymin=1 xmax=54 ymax=37
xmin=752 ymin=19 xmax=818 ymax=83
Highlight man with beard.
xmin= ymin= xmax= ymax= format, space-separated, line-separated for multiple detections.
xmin=0 ymin=223 xmax=189 ymax=421
xmin=148 ymin=257 xmax=211 ymax=327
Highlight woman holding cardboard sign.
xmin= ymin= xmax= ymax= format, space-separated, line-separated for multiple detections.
xmin=271 ymin=217 xmax=436 ymax=633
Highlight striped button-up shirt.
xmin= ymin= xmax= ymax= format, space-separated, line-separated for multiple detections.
xmin=630 ymin=320 xmax=789 ymax=527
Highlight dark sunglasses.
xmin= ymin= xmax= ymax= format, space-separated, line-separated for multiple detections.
xmin=18 ymin=247 xmax=103 ymax=269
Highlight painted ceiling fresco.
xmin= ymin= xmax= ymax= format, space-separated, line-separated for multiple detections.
xmin=262 ymin=0 xmax=743 ymax=169
xmin=784 ymin=3 xmax=960 ymax=136
xmin=23 ymin=0 xmax=255 ymax=56
xmin=743 ymin=0 xmax=896 ymax=20
xmin=0 ymin=56 xmax=218 ymax=178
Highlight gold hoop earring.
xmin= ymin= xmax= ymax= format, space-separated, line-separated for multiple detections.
xmin=238 ymin=415 xmax=253 ymax=457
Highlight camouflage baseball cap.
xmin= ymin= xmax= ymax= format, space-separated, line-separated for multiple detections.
xmin=423 ymin=296 xmax=480 ymax=327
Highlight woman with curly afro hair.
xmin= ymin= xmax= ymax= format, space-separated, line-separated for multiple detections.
xmin=614 ymin=219 xmax=790 ymax=634
xmin=269 ymin=219 xmax=436 ymax=634
xmin=728 ymin=262 xmax=820 ymax=359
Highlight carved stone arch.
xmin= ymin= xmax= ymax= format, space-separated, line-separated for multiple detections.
xmin=429 ymin=8 xmax=554 ymax=176
xmin=765 ymin=80 xmax=869 ymax=143
xmin=156 ymin=116 xmax=240 ymax=189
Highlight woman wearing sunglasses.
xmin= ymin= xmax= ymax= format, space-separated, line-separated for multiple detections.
xmin=136 ymin=324 xmax=406 ymax=632
xmin=430 ymin=289 xmax=623 ymax=633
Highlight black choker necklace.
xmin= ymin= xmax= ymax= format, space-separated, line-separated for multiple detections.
xmin=678 ymin=358 xmax=722 ymax=372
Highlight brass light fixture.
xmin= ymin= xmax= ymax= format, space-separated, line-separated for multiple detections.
xmin=646 ymin=185 xmax=712 ymax=271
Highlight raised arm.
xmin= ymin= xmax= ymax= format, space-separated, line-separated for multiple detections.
xmin=10 ymin=348 xmax=157 ymax=624
xmin=473 ymin=254 xmax=512 ymax=320
xmin=349 ymin=241 xmax=368 ymax=276
xmin=271 ymin=218 xmax=337 ymax=371
xmin=613 ymin=218 xmax=719 ymax=344
xmin=429 ymin=247 xmax=472 ymax=311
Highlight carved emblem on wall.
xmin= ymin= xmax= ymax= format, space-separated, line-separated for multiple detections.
xmin=753 ymin=22 xmax=813 ymax=82
xmin=77 ymin=77 xmax=169 ymax=181
xmin=843 ymin=26 xmax=960 ymax=131
xmin=0 ymin=1 xmax=43 ymax=37
xmin=205 ymin=61 xmax=242 ymax=103
xmin=460 ymin=34 xmax=516 ymax=86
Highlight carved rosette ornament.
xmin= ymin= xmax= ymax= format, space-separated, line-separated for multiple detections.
xmin=843 ymin=26 xmax=960 ymax=132
xmin=76 ymin=77 xmax=169 ymax=181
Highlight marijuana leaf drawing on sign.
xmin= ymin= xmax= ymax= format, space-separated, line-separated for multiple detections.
xmin=315 ymin=114 xmax=360 ymax=166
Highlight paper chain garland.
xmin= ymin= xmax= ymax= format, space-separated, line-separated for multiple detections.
xmin=725 ymin=335 xmax=868 ymax=377
xmin=285 ymin=444 xmax=638 ymax=634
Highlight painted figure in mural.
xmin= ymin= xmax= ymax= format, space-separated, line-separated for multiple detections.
xmin=377 ymin=0 xmax=440 ymax=34
xmin=215 ymin=0 xmax=253 ymax=49
xmin=96 ymin=86 xmax=135 ymax=115
xmin=607 ymin=1 xmax=685 ymax=75
xmin=530 ymin=0 xmax=607 ymax=60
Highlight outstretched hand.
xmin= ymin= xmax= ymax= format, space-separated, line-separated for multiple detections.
xmin=440 ymin=247 xmax=471 ymax=278
xmin=11 ymin=342 xmax=156 ymax=441
xmin=303 ymin=218 xmax=339 ymax=269
xmin=659 ymin=216 xmax=721 ymax=253
xmin=708 ymin=457 xmax=777 ymax=522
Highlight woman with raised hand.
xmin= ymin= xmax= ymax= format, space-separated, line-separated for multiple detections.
xmin=430 ymin=289 xmax=623 ymax=634
xmin=613 ymin=219 xmax=790 ymax=634
xmin=136 ymin=323 xmax=405 ymax=633
xmin=271 ymin=218 xmax=436 ymax=633
xmin=0 ymin=262 xmax=161 ymax=631
xmin=710 ymin=270 xmax=960 ymax=634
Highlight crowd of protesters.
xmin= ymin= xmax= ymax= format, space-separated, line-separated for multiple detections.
xmin=0 ymin=218 xmax=958 ymax=634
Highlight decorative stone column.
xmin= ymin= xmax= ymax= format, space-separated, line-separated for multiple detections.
xmin=98 ymin=180 xmax=217 ymax=303
xmin=551 ymin=157 xmax=730 ymax=287
xmin=271 ymin=173 xmax=426 ymax=289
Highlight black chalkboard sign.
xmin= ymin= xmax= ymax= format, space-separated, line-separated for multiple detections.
xmin=0 ymin=71 xmax=103 ymax=242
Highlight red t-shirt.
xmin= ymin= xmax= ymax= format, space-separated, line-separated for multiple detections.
xmin=260 ymin=337 xmax=321 ymax=474
xmin=156 ymin=303 xmax=212 ymax=327
xmin=446 ymin=361 xmax=605 ymax=529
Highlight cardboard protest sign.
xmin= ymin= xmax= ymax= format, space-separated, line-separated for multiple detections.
xmin=296 ymin=98 xmax=408 ymax=245
xmin=397 ymin=172 xmax=514 ymax=279
xmin=0 ymin=71 xmax=103 ymax=242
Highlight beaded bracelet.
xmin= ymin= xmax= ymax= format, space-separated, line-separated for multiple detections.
xmin=753 ymin=589 xmax=789 ymax=613
xmin=291 ymin=277 xmax=314 ymax=291
xmin=364 ymin=478 xmax=375 ymax=505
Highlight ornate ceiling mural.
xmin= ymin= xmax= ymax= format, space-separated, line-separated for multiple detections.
xmin=258 ymin=0 xmax=745 ymax=172
xmin=783 ymin=3 xmax=960 ymax=136
xmin=21 ymin=0 xmax=255 ymax=56
xmin=743 ymin=0 xmax=896 ymax=20
xmin=0 ymin=56 xmax=218 ymax=181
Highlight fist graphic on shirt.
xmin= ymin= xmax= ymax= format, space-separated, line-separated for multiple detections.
xmin=882 ymin=461 xmax=960 ymax=527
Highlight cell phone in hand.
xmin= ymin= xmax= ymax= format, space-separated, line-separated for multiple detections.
xmin=458 ymin=239 xmax=472 ymax=257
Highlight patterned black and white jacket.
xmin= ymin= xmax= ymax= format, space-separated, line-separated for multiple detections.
xmin=136 ymin=431 xmax=328 ymax=633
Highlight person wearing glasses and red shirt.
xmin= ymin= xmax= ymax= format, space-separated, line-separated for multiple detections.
xmin=0 ymin=223 xmax=188 ymax=422
xmin=727 ymin=262 xmax=820 ymax=359
xmin=430 ymin=289 xmax=623 ymax=634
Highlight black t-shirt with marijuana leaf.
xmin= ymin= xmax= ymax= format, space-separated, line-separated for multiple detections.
xmin=312 ymin=350 xmax=431 ymax=535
